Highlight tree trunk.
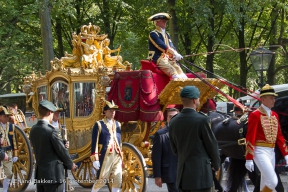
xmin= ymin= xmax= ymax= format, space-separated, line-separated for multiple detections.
xmin=55 ymin=18 xmax=64 ymax=58
xmin=206 ymin=0 xmax=215 ymax=78
xmin=167 ymin=0 xmax=178 ymax=48
xmin=39 ymin=0 xmax=54 ymax=71
xmin=239 ymin=6 xmax=248 ymax=94
xmin=268 ymin=5 xmax=278 ymax=85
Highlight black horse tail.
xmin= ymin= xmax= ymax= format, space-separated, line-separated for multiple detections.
xmin=227 ymin=158 xmax=247 ymax=192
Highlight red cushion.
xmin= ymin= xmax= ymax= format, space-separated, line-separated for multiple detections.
xmin=140 ymin=60 xmax=170 ymax=93
xmin=140 ymin=60 xmax=207 ymax=93
xmin=140 ymin=60 xmax=166 ymax=75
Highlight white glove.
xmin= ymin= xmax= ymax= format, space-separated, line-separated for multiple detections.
xmin=174 ymin=52 xmax=183 ymax=61
xmin=284 ymin=155 xmax=288 ymax=167
xmin=93 ymin=161 xmax=100 ymax=170
xmin=12 ymin=157 xmax=18 ymax=163
xmin=245 ymin=160 xmax=254 ymax=172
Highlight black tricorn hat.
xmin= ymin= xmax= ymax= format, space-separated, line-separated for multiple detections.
xmin=0 ymin=106 xmax=12 ymax=116
xmin=230 ymin=100 xmax=243 ymax=112
xmin=148 ymin=13 xmax=172 ymax=21
xmin=103 ymin=100 xmax=119 ymax=111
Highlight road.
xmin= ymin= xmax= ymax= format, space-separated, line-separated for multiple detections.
xmin=17 ymin=170 xmax=288 ymax=192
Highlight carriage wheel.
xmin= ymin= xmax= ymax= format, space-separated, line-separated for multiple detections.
xmin=71 ymin=157 xmax=95 ymax=188
xmin=122 ymin=142 xmax=147 ymax=192
xmin=9 ymin=125 xmax=33 ymax=192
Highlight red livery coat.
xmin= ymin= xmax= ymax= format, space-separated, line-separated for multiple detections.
xmin=245 ymin=106 xmax=288 ymax=160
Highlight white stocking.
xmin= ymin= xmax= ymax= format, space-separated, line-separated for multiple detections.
xmin=91 ymin=183 xmax=100 ymax=192
xmin=3 ymin=178 xmax=10 ymax=192
xmin=112 ymin=188 xmax=120 ymax=192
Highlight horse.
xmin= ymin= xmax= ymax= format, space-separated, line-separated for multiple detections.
xmin=212 ymin=96 xmax=288 ymax=191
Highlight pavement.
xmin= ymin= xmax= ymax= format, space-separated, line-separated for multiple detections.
xmin=14 ymin=170 xmax=288 ymax=192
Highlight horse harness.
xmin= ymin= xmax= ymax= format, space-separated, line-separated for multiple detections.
xmin=217 ymin=113 xmax=248 ymax=152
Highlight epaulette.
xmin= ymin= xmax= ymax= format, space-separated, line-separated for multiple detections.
xmin=198 ymin=111 xmax=207 ymax=116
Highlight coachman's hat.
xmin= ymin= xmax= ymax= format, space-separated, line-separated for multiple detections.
xmin=180 ymin=86 xmax=200 ymax=99
xmin=54 ymin=104 xmax=63 ymax=112
xmin=39 ymin=100 xmax=57 ymax=112
xmin=260 ymin=84 xmax=278 ymax=97
xmin=0 ymin=106 xmax=12 ymax=116
xmin=148 ymin=13 xmax=172 ymax=21
xmin=230 ymin=99 xmax=243 ymax=112
xmin=103 ymin=100 xmax=119 ymax=111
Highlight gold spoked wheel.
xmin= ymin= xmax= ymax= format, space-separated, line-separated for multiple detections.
xmin=122 ymin=142 xmax=147 ymax=192
xmin=9 ymin=125 xmax=33 ymax=192
xmin=71 ymin=157 xmax=96 ymax=188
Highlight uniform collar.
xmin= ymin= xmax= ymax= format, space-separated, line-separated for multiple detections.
xmin=103 ymin=117 xmax=114 ymax=125
xmin=51 ymin=120 xmax=59 ymax=129
xmin=259 ymin=104 xmax=271 ymax=117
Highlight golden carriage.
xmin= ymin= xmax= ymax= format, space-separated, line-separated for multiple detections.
xmin=8 ymin=23 xmax=225 ymax=192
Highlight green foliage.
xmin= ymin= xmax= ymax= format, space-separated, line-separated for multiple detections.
xmin=1 ymin=0 xmax=288 ymax=98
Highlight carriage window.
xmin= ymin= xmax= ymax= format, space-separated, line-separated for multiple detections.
xmin=73 ymin=82 xmax=95 ymax=117
xmin=37 ymin=86 xmax=47 ymax=101
xmin=51 ymin=82 xmax=70 ymax=118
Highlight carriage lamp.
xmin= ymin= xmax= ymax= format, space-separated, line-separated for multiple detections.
xmin=249 ymin=47 xmax=273 ymax=87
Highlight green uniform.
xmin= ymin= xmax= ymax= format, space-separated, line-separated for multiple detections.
xmin=169 ymin=108 xmax=220 ymax=191
xmin=30 ymin=119 xmax=73 ymax=191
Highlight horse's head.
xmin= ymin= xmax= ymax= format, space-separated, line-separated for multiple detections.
xmin=272 ymin=96 xmax=288 ymax=139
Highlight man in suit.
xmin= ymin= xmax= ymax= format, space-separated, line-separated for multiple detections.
xmin=152 ymin=108 xmax=179 ymax=192
xmin=169 ymin=86 xmax=220 ymax=192
xmin=30 ymin=100 xmax=77 ymax=192
xmin=148 ymin=12 xmax=187 ymax=79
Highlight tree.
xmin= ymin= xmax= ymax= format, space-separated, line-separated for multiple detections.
xmin=39 ymin=0 xmax=54 ymax=70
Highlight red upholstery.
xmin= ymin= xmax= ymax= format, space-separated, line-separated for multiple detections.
xmin=140 ymin=60 xmax=207 ymax=93
xmin=140 ymin=60 xmax=170 ymax=93
xmin=140 ymin=60 xmax=166 ymax=75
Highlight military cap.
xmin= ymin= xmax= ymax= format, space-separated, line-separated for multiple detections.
xmin=103 ymin=100 xmax=119 ymax=111
xmin=148 ymin=13 xmax=172 ymax=21
xmin=180 ymin=86 xmax=200 ymax=99
xmin=39 ymin=100 xmax=57 ymax=112
xmin=0 ymin=106 xmax=12 ymax=116
xmin=260 ymin=84 xmax=278 ymax=97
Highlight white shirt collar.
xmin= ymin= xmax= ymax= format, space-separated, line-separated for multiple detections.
xmin=51 ymin=120 xmax=59 ymax=129
xmin=261 ymin=104 xmax=271 ymax=117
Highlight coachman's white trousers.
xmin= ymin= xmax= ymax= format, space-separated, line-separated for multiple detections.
xmin=253 ymin=146 xmax=278 ymax=190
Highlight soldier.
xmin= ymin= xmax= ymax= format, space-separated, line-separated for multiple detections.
xmin=169 ymin=86 xmax=220 ymax=192
xmin=51 ymin=106 xmax=69 ymax=148
xmin=245 ymin=84 xmax=288 ymax=192
xmin=148 ymin=13 xmax=187 ymax=79
xmin=90 ymin=100 xmax=122 ymax=192
xmin=29 ymin=100 xmax=77 ymax=192
xmin=0 ymin=106 xmax=19 ymax=192
xmin=51 ymin=106 xmax=71 ymax=192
